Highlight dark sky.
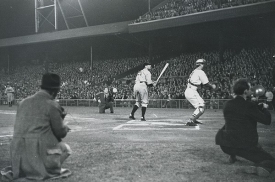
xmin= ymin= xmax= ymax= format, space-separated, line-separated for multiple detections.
xmin=0 ymin=0 xmax=164 ymax=38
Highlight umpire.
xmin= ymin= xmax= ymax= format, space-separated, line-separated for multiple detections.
xmin=95 ymin=87 xmax=114 ymax=113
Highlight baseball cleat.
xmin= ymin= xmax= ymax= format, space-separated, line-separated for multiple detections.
xmin=186 ymin=121 xmax=197 ymax=126
xmin=185 ymin=119 xmax=197 ymax=126
xmin=194 ymin=120 xmax=203 ymax=124
xmin=129 ymin=115 xmax=135 ymax=120
xmin=141 ymin=117 xmax=146 ymax=121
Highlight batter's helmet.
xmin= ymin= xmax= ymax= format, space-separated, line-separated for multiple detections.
xmin=196 ymin=59 xmax=206 ymax=65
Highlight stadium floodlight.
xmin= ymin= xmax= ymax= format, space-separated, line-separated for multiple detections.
xmin=35 ymin=0 xmax=88 ymax=33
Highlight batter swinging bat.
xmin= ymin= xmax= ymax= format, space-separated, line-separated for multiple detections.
xmin=156 ymin=63 xmax=169 ymax=84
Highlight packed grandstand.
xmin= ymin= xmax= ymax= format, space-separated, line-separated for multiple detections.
xmin=0 ymin=0 xmax=274 ymax=107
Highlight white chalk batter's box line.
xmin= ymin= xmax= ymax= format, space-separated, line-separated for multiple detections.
xmin=0 ymin=110 xmax=16 ymax=114
xmin=113 ymin=121 xmax=200 ymax=130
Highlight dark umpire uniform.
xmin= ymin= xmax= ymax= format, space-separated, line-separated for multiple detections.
xmin=95 ymin=88 xmax=114 ymax=113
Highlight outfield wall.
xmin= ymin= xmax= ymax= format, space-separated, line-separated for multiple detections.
xmin=0 ymin=99 xmax=267 ymax=110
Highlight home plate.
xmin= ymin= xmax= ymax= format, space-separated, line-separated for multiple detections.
xmin=113 ymin=119 xmax=199 ymax=130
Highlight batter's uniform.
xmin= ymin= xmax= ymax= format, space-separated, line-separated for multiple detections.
xmin=133 ymin=68 xmax=153 ymax=107
xmin=5 ymin=86 xmax=14 ymax=106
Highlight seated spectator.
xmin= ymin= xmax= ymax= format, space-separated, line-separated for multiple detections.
xmin=132 ymin=0 xmax=268 ymax=24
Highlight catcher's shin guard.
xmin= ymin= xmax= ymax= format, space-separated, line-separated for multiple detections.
xmin=192 ymin=106 xmax=205 ymax=120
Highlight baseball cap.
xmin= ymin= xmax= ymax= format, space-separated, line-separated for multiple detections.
xmin=143 ymin=62 xmax=152 ymax=68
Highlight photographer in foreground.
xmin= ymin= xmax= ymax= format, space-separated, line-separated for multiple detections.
xmin=1 ymin=73 xmax=72 ymax=181
xmin=215 ymin=78 xmax=275 ymax=177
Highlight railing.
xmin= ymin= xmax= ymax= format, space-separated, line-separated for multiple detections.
xmin=0 ymin=99 xmax=267 ymax=110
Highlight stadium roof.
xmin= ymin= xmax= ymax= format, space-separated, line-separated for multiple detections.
xmin=0 ymin=0 xmax=164 ymax=39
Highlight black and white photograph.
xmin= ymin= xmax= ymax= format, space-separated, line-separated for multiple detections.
xmin=0 ymin=0 xmax=275 ymax=181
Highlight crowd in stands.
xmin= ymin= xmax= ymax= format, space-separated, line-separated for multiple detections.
xmin=132 ymin=0 xmax=272 ymax=24
xmin=0 ymin=47 xmax=274 ymax=105
xmin=0 ymin=57 xmax=145 ymax=101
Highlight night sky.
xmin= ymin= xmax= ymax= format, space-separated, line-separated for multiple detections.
xmin=0 ymin=0 xmax=164 ymax=38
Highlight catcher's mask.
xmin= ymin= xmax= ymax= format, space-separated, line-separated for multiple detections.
xmin=196 ymin=59 xmax=206 ymax=66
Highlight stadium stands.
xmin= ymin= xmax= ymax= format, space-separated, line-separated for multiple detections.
xmin=132 ymin=0 xmax=272 ymax=24
xmin=0 ymin=46 xmax=274 ymax=102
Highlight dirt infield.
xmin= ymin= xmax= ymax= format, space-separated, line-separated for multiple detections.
xmin=0 ymin=106 xmax=275 ymax=182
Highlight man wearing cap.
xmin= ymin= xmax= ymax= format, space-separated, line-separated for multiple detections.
xmin=1 ymin=73 xmax=72 ymax=181
xmin=184 ymin=59 xmax=216 ymax=126
xmin=129 ymin=63 xmax=156 ymax=121
xmin=5 ymin=83 xmax=14 ymax=107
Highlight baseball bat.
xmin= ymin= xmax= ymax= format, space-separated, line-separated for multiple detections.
xmin=156 ymin=63 xmax=169 ymax=83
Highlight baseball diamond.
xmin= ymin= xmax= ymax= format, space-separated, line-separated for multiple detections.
xmin=0 ymin=0 xmax=275 ymax=181
xmin=0 ymin=106 xmax=275 ymax=181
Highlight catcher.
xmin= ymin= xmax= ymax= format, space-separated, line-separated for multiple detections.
xmin=184 ymin=59 xmax=216 ymax=126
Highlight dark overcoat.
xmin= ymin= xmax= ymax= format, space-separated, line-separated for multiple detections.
xmin=216 ymin=96 xmax=271 ymax=148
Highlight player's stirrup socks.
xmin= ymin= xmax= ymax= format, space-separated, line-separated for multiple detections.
xmin=131 ymin=105 xmax=139 ymax=116
xmin=141 ymin=107 xmax=146 ymax=118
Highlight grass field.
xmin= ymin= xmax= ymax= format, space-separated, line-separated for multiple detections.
xmin=0 ymin=105 xmax=275 ymax=182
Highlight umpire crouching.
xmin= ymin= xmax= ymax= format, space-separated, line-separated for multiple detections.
xmin=95 ymin=87 xmax=115 ymax=113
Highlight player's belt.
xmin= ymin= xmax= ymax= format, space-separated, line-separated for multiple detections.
xmin=188 ymin=81 xmax=200 ymax=87
xmin=140 ymin=81 xmax=146 ymax=84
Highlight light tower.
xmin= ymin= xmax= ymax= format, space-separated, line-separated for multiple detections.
xmin=35 ymin=0 xmax=88 ymax=33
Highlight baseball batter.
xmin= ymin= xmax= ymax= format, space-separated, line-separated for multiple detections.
xmin=129 ymin=63 xmax=156 ymax=121
xmin=185 ymin=59 xmax=216 ymax=126
xmin=5 ymin=83 xmax=14 ymax=107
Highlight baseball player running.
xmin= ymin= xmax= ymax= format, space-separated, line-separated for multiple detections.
xmin=185 ymin=59 xmax=216 ymax=126
xmin=129 ymin=63 xmax=156 ymax=121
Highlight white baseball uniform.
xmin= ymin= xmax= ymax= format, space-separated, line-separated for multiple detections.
xmin=5 ymin=86 xmax=14 ymax=103
xmin=185 ymin=69 xmax=209 ymax=108
xmin=133 ymin=68 xmax=153 ymax=107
